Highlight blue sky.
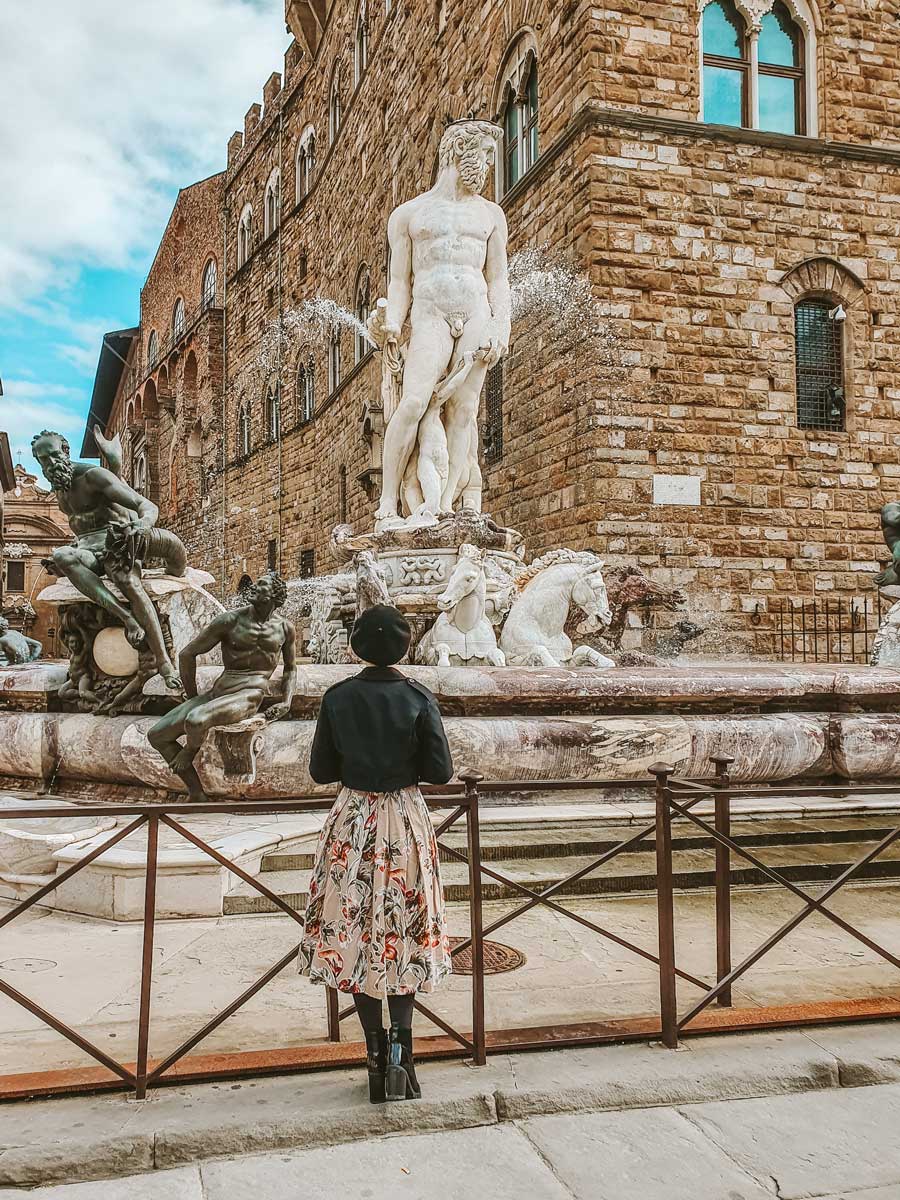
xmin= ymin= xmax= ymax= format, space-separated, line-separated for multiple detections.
xmin=0 ymin=0 xmax=288 ymax=468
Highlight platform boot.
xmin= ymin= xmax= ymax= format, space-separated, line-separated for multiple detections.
xmin=385 ymin=1024 xmax=421 ymax=1101
xmin=364 ymin=1028 xmax=388 ymax=1104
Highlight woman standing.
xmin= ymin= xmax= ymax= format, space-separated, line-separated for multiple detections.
xmin=297 ymin=605 xmax=454 ymax=1102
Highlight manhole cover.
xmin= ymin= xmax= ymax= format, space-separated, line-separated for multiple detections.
xmin=448 ymin=938 xmax=526 ymax=975
xmin=0 ymin=958 xmax=57 ymax=973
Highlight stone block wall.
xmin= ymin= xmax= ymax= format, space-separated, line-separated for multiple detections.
xmin=88 ymin=0 xmax=900 ymax=653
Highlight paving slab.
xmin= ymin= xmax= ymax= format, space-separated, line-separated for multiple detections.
xmin=0 ymin=1165 xmax=202 ymax=1199
xmin=680 ymin=1081 xmax=900 ymax=1198
xmin=494 ymin=1028 xmax=839 ymax=1119
xmin=199 ymin=1124 xmax=571 ymax=1200
xmin=803 ymin=1021 xmax=900 ymax=1087
xmin=519 ymin=1107 xmax=772 ymax=1200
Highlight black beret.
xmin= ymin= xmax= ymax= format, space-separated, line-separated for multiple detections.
xmin=350 ymin=604 xmax=412 ymax=666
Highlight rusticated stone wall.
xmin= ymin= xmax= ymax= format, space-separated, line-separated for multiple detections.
xmin=88 ymin=0 xmax=900 ymax=652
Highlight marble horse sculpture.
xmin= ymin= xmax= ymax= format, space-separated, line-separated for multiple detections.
xmin=367 ymin=119 xmax=511 ymax=530
xmin=0 ymin=616 xmax=41 ymax=666
xmin=148 ymin=572 xmax=296 ymax=800
xmin=416 ymin=544 xmax=505 ymax=667
xmin=500 ymin=550 xmax=615 ymax=669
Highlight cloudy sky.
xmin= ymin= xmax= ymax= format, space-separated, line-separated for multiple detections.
xmin=0 ymin=0 xmax=288 ymax=467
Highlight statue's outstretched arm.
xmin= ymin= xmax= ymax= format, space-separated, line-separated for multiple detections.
xmin=89 ymin=466 xmax=160 ymax=531
xmin=385 ymin=207 xmax=413 ymax=333
xmin=266 ymin=620 xmax=297 ymax=722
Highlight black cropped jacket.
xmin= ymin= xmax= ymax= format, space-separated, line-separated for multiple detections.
xmin=308 ymin=667 xmax=454 ymax=793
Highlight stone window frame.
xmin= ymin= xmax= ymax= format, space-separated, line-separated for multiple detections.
xmin=147 ymin=330 xmax=159 ymax=369
xmin=329 ymin=61 xmax=344 ymax=147
xmin=294 ymin=125 xmax=316 ymax=204
xmin=132 ymin=442 xmax=149 ymax=497
xmin=354 ymin=264 xmax=371 ymax=365
xmin=264 ymin=168 xmax=281 ymax=239
xmin=237 ymin=204 xmax=253 ymax=269
xmin=4 ymin=560 xmax=26 ymax=594
xmin=493 ymin=29 xmax=540 ymax=198
xmin=201 ymin=257 xmax=218 ymax=310
xmin=328 ymin=326 xmax=342 ymax=395
xmin=265 ymin=380 xmax=281 ymax=442
xmin=778 ymin=257 xmax=866 ymax=434
xmin=698 ymin=0 xmax=819 ymax=137
xmin=237 ymin=402 xmax=252 ymax=458
xmin=354 ymin=1 xmax=368 ymax=90
xmin=297 ymin=351 xmax=316 ymax=425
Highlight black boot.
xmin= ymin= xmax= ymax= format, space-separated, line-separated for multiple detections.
xmin=365 ymin=1028 xmax=387 ymax=1104
xmin=385 ymin=1024 xmax=421 ymax=1101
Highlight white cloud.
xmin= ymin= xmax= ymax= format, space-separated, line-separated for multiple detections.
xmin=0 ymin=0 xmax=288 ymax=308
xmin=0 ymin=383 xmax=89 ymax=466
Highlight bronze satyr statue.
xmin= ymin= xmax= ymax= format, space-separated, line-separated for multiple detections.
xmin=147 ymin=572 xmax=296 ymax=800
xmin=31 ymin=430 xmax=187 ymax=690
xmin=0 ymin=616 xmax=41 ymax=666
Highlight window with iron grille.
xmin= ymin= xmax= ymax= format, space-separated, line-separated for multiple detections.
xmin=795 ymin=299 xmax=845 ymax=432
xmin=267 ymin=539 xmax=277 ymax=572
xmin=299 ymin=548 xmax=316 ymax=578
xmin=483 ymin=362 xmax=504 ymax=465
xmin=339 ymin=464 xmax=348 ymax=523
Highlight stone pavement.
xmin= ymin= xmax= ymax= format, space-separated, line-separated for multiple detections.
xmin=2 ymin=1021 xmax=900 ymax=1190
xmin=3 ymin=1069 xmax=900 ymax=1197
xmin=2 ymin=882 xmax=899 ymax=1077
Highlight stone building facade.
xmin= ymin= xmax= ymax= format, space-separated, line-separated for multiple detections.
xmin=88 ymin=0 xmax=900 ymax=654
xmin=1 ymin=466 xmax=72 ymax=654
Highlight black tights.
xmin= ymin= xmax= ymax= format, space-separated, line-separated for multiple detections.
xmin=351 ymin=992 xmax=414 ymax=1035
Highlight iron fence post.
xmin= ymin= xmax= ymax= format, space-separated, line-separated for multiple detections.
xmin=711 ymin=754 xmax=734 ymax=1008
xmin=650 ymin=763 xmax=678 ymax=1049
xmin=461 ymin=770 xmax=486 ymax=1066
xmin=135 ymin=814 xmax=159 ymax=1099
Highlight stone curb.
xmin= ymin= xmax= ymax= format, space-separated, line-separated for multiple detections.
xmin=3 ymin=1024 xmax=900 ymax=1189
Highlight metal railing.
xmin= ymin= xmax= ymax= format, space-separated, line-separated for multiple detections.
xmin=772 ymin=594 xmax=893 ymax=664
xmin=0 ymin=765 xmax=899 ymax=1100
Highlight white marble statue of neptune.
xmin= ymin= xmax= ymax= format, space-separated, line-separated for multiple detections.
xmin=369 ymin=120 xmax=511 ymax=529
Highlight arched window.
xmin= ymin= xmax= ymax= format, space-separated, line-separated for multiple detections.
xmin=795 ymin=299 xmax=845 ymax=432
xmin=264 ymin=169 xmax=281 ymax=238
xmin=498 ymin=35 xmax=539 ymax=193
xmin=329 ymin=64 xmax=343 ymax=145
xmin=354 ymin=267 xmax=370 ymax=364
xmin=237 ymin=204 xmax=253 ymax=269
xmin=758 ymin=2 xmax=806 ymax=135
xmin=354 ymin=3 xmax=368 ymax=87
xmin=238 ymin=404 xmax=251 ymax=457
xmin=702 ymin=0 xmax=809 ymax=134
xmin=201 ymin=258 xmax=217 ymax=309
xmin=328 ymin=328 xmax=342 ymax=393
xmin=701 ymin=1 xmax=749 ymax=127
xmin=147 ymin=330 xmax=159 ymax=368
xmin=295 ymin=127 xmax=316 ymax=202
xmin=266 ymin=382 xmax=281 ymax=441
xmin=133 ymin=448 xmax=148 ymax=496
xmin=297 ymin=356 xmax=315 ymax=424
xmin=172 ymin=297 xmax=186 ymax=340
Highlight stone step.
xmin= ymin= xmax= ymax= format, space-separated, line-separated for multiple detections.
xmin=224 ymin=835 xmax=900 ymax=915
xmin=258 ymin=817 xmax=898 ymax=873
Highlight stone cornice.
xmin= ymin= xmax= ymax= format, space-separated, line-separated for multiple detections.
xmin=581 ymin=103 xmax=900 ymax=168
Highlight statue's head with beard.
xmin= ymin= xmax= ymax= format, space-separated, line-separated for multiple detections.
xmin=31 ymin=431 xmax=75 ymax=492
xmin=438 ymin=120 xmax=501 ymax=196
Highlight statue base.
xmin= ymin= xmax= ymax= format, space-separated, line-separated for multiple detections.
xmin=38 ymin=567 xmax=225 ymax=714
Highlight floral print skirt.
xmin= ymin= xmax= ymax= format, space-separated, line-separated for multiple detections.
xmin=297 ymin=786 xmax=452 ymax=998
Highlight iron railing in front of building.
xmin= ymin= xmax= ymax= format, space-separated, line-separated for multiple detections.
xmin=0 ymin=764 xmax=898 ymax=1101
xmin=772 ymin=593 xmax=893 ymax=664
